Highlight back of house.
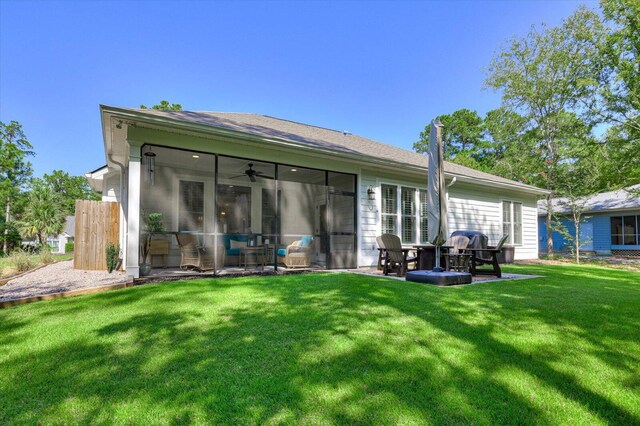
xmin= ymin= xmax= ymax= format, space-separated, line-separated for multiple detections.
xmin=86 ymin=106 xmax=548 ymax=277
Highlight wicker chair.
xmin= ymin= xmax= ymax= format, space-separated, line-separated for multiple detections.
xmin=380 ymin=234 xmax=417 ymax=277
xmin=175 ymin=233 xmax=224 ymax=272
xmin=277 ymin=236 xmax=313 ymax=268
xmin=443 ymin=235 xmax=471 ymax=272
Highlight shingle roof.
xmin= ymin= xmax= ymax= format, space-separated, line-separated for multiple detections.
xmin=538 ymin=185 xmax=640 ymax=215
xmin=116 ymin=107 xmax=545 ymax=192
xmin=64 ymin=216 xmax=75 ymax=237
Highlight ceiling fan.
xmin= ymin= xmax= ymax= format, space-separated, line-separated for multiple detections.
xmin=230 ymin=163 xmax=274 ymax=182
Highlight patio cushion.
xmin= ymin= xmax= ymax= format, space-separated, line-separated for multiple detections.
xmin=223 ymin=234 xmax=249 ymax=249
xmin=276 ymin=248 xmax=287 ymax=257
xmin=299 ymin=235 xmax=313 ymax=247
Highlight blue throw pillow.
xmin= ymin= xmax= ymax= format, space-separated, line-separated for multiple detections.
xmin=299 ymin=235 xmax=313 ymax=247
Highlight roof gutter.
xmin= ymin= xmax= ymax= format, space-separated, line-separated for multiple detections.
xmin=99 ymin=105 xmax=550 ymax=196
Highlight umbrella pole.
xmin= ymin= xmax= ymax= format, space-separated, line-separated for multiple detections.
xmin=433 ymin=245 xmax=444 ymax=272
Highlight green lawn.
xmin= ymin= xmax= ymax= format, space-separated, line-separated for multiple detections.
xmin=1 ymin=264 xmax=639 ymax=424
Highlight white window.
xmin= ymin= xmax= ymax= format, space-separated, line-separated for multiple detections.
xmin=379 ymin=184 xmax=425 ymax=244
xmin=502 ymin=200 xmax=522 ymax=245
xmin=401 ymin=187 xmax=416 ymax=243
xmin=178 ymin=180 xmax=205 ymax=232
xmin=381 ymin=185 xmax=397 ymax=235
xmin=420 ymin=190 xmax=429 ymax=243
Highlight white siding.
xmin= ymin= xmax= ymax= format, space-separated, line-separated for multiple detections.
xmin=448 ymin=184 xmax=539 ymax=260
xmin=358 ymin=177 xmax=541 ymax=266
xmin=359 ymin=172 xmax=379 ymax=266
xmin=102 ymin=174 xmax=120 ymax=202
xmin=519 ymin=201 xmax=539 ymax=259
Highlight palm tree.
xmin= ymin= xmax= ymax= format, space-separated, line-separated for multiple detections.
xmin=19 ymin=185 xmax=65 ymax=246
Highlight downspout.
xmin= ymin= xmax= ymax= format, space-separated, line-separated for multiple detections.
xmin=446 ymin=177 xmax=457 ymax=189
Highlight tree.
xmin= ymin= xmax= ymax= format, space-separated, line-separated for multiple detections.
xmin=485 ymin=6 xmax=604 ymax=256
xmin=483 ymin=108 xmax=538 ymax=182
xmin=140 ymin=100 xmax=183 ymax=111
xmin=592 ymin=0 xmax=640 ymax=131
xmin=0 ymin=121 xmax=34 ymax=255
xmin=0 ymin=218 xmax=21 ymax=255
xmin=413 ymin=109 xmax=490 ymax=171
xmin=582 ymin=0 xmax=640 ymax=190
xmin=551 ymin=152 xmax=600 ymax=263
xmin=38 ymin=170 xmax=100 ymax=215
xmin=18 ymin=185 xmax=65 ymax=246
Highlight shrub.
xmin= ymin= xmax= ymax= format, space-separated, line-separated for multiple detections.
xmin=9 ymin=251 xmax=35 ymax=273
xmin=39 ymin=246 xmax=54 ymax=265
xmin=65 ymin=242 xmax=74 ymax=253
xmin=106 ymin=243 xmax=120 ymax=273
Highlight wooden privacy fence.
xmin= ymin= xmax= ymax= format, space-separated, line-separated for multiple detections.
xmin=74 ymin=200 xmax=120 ymax=271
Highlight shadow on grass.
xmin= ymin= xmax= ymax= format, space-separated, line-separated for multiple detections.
xmin=0 ymin=266 xmax=639 ymax=424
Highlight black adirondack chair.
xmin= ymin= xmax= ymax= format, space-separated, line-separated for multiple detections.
xmin=468 ymin=235 xmax=509 ymax=278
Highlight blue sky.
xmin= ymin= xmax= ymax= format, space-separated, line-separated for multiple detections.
xmin=0 ymin=0 xmax=595 ymax=177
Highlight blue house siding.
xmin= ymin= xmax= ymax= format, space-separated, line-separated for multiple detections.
xmin=538 ymin=217 xmax=573 ymax=252
xmin=538 ymin=210 xmax=640 ymax=255
xmin=591 ymin=215 xmax=611 ymax=254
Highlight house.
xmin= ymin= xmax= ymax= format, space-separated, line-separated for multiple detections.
xmin=538 ymin=185 xmax=640 ymax=256
xmin=46 ymin=216 xmax=75 ymax=254
xmin=86 ymin=105 xmax=548 ymax=277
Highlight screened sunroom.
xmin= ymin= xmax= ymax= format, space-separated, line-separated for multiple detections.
xmin=139 ymin=144 xmax=357 ymax=275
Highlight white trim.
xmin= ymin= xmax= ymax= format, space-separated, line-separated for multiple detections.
xmin=377 ymin=179 xmax=428 ymax=245
xmin=610 ymin=214 xmax=640 ymax=246
xmin=171 ymin=173 xmax=215 ymax=234
xmin=500 ymin=199 xmax=524 ymax=246
xmin=125 ymin=142 xmax=141 ymax=278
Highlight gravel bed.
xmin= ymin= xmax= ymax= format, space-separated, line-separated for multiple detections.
xmin=0 ymin=260 xmax=129 ymax=302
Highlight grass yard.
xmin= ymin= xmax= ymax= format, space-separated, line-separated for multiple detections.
xmin=1 ymin=264 xmax=639 ymax=424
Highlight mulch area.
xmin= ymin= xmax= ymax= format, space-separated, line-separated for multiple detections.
xmin=0 ymin=260 xmax=128 ymax=303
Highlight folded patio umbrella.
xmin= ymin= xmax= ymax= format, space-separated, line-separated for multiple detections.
xmin=427 ymin=120 xmax=447 ymax=270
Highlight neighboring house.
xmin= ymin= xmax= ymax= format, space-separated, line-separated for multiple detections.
xmin=86 ymin=105 xmax=548 ymax=277
xmin=538 ymin=185 xmax=640 ymax=256
xmin=46 ymin=216 xmax=75 ymax=254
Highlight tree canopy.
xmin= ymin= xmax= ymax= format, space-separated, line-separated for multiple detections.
xmin=484 ymin=9 xmax=606 ymax=255
xmin=413 ymin=109 xmax=490 ymax=171
xmin=35 ymin=170 xmax=100 ymax=216
xmin=0 ymin=121 xmax=34 ymax=254
xmin=18 ymin=185 xmax=66 ymax=245
xmin=140 ymin=100 xmax=183 ymax=111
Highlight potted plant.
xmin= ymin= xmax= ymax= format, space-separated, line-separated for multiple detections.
xmin=140 ymin=212 xmax=166 ymax=276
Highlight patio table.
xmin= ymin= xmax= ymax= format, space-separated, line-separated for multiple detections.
xmin=412 ymin=245 xmax=452 ymax=270
xmin=239 ymin=246 xmax=267 ymax=270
